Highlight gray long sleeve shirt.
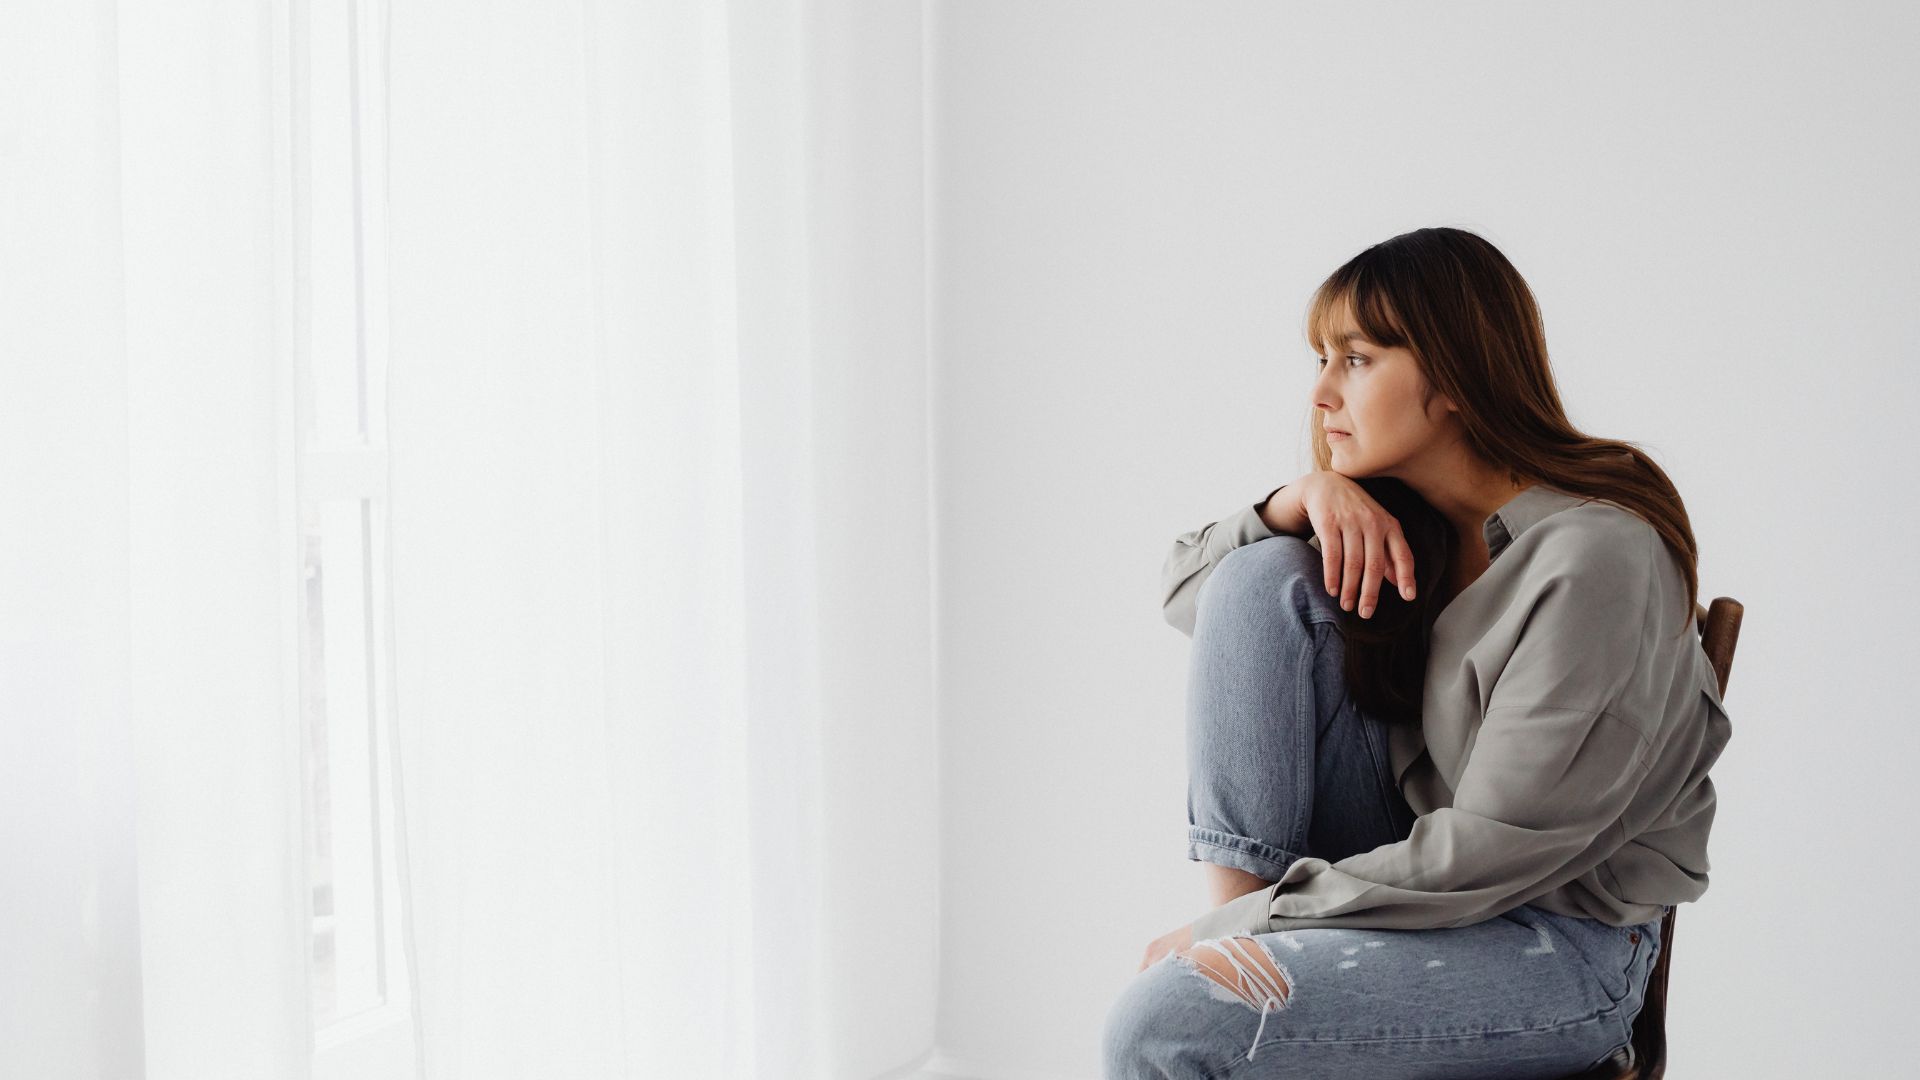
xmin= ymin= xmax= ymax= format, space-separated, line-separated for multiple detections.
xmin=1168 ymin=482 xmax=1732 ymax=940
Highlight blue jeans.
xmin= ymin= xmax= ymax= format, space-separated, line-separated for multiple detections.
xmin=1106 ymin=535 xmax=1666 ymax=1078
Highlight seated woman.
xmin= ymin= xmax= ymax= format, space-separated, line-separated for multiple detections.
xmin=1105 ymin=226 xmax=1731 ymax=1079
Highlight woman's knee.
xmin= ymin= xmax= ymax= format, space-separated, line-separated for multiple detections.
xmin=1200 ymin=536 xmax=1329 ymax=621
xmin=1106 ymin=956 xmax=1281 ymax=1079
xmin=1102 ymin=963 xmax=1189 ymax=1080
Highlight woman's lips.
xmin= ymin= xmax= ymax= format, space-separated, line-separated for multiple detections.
xmin=1327 ymin=431 xmax=1351 ymax=441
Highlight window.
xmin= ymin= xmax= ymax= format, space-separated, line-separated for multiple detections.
xmin=290 ymin=0 xmax=415 ymax=1075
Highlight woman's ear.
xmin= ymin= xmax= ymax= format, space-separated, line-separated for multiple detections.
xmin=1424 ymin=387 xmax=1460 ymax=419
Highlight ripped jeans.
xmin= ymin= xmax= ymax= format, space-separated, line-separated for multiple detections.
xmin=1104 ymin=535 xmax=1667 ymax=1079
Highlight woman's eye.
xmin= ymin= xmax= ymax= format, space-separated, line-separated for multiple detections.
xmin=1347 ymin=355 xmax=1366 ymax=367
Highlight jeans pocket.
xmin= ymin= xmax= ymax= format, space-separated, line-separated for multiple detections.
xmin=1570 ymin=918 xmax=1647 ymax=1009
xmin=1618 ymin=918 xmax=1660 ymax=1003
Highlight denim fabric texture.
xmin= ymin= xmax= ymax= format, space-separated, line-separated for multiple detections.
xmin=1107 ymin=534 xmax=1666 ymax=1078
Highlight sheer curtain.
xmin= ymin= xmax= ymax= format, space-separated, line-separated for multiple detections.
xmin=3 ymin=1 xmax=938 ymax=1077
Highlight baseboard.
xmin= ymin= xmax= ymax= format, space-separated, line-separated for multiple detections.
xmin=902 ymin=1049 xmax=1091 ymax=1080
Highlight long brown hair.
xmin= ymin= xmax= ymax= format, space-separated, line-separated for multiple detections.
xmin=1303 ymin=227 xmax=1701 ymax=729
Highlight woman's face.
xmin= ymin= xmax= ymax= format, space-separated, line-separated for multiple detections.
xmin=1309 ymin=319 xmax=1457 ymax=480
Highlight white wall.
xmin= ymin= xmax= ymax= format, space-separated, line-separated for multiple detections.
xmin=924 ymin=2 xmax=1920 ymax=1077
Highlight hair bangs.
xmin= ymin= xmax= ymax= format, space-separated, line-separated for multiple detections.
xmin=1303 ymin=264 xmax=1411 ymax=359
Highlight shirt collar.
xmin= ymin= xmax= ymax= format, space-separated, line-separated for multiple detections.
xmin=1483 ymin=483 xmax=1595 ymax=561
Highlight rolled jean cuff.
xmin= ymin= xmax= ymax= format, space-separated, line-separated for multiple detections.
xmin=1186 ymin=826 xmax=1305 ymax=882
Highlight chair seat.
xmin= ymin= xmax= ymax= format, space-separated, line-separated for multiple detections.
xmin=1567 ymin=1043 xmax=1637 ymax=1079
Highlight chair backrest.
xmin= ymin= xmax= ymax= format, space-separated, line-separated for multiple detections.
xmin=1562 ymin=595 xmax=1743 ymax=1080
xmin=1695 ymin=597 xmax=1744 ymax=699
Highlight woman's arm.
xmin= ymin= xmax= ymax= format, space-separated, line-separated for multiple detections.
xmin=1159 ymin=485 xmax=1294 ymax=637
xmin=1188 ymin=519 xmax=1662 ymax=939
xmin=1255 ymin=482 xmax=1311 ymax=537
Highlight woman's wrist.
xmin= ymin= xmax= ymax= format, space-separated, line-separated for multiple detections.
xmin=1257 ymin=482 xmax=1311 ymax=536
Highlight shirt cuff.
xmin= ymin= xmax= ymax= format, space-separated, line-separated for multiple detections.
xmin=1204 ymin=498 xmax=1280 ymax=562
xmin=1189 ymin=882 xmax=1279 ymax=942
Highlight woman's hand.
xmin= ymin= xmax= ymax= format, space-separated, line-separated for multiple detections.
xmin=1289 ymin=471 xmax=1418 ymax=619
xmin=1138 ymin=922 xmax=1195 ymax=972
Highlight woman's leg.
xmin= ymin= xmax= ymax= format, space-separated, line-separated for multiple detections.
xmin=1182 ymin=535 xmax=1417 ymax=904
xmin=1108 ymin=536 xmax=1667 ymax=1078
xmin=1104 ymin=904 xmax=1665 ymax=1080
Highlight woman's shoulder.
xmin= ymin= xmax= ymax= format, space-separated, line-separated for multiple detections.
xmin=1531 ymin=496 xmax=1653 ymax=545
xmin=1518 ymin=499 xmax=1660 ymax=582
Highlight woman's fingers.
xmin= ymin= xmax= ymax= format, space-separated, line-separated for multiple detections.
xmin=1340 ymin=524 xmax=1366 ymax=613
xmin=1317 ymin=511 xmax=1416 ymax=617
xmin=1387 ymin=527 xmax=1417 ymax=601
xmin=1357 ymin=529 xmax=1386 ymax=618
xmin=1321 ymin=525 xmax=1344 ymax=600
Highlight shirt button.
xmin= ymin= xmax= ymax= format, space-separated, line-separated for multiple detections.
xmin=1628 ymin=931 xmax=1640 ymax=944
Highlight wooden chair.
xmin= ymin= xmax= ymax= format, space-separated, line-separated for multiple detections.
xmin=1557 ymin=595 xmax=1744 ymax=1080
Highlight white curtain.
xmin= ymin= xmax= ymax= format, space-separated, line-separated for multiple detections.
xmin=2 ymin=1 xmax=939 ymax=1078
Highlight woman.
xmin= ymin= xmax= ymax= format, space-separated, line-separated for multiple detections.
xmin=1103 ymin=228 xmax=1732 ymax=1078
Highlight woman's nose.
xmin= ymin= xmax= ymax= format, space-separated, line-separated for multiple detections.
xmin=1310 ymin=365 xmax=1338 ymax=402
